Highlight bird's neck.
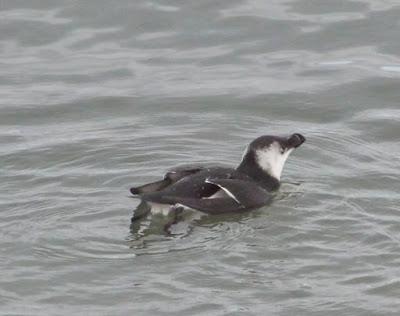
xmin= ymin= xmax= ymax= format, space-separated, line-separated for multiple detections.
xmin=236 ymin=153 xmax=280 ymax=191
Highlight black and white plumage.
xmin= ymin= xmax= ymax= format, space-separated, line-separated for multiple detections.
xmin=130 ymin=133 xmax=305 ymax=217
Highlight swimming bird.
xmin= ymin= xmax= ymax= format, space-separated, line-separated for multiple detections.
xmin=130 ymin=133 xmax=305 ymax=217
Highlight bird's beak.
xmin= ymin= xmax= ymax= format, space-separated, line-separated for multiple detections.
xmin=287 ymin=133 xmax=306 ymax=148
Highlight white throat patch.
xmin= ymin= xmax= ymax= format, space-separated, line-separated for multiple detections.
xmin=255 ymin=142 xmax=293 ymax=180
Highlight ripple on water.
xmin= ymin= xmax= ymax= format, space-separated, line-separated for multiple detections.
xmin=34 ymin=239 xmax=137 ymax=262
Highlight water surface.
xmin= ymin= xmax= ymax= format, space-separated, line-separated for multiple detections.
xmin=1 ymin=0 xmax=400 ymax=315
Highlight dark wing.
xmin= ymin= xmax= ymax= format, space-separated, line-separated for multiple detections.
xmin=205 ymin=179 xmax=272 ymax=208
xmin=137 ymin=167 xmax=235 ymax=201
xmin=164 ymin=165 xmax=207 ymax=182
xmin=130 ymin=165 xmax=208 ymax=195
xmin=130 ymin=178 xmax=171 ymax=195
xmin=142 ymin=177 xmax=272 ymax=214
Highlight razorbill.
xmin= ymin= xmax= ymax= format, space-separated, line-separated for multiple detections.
xmin=130 ymin=133 xmax=305 ymax=217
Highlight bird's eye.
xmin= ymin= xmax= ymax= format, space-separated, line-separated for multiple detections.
xmin=280 ymin=147 xmax=285 ymax=154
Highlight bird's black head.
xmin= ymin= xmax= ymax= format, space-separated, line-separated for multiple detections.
xmin=237 ymin=133 xmax=306 ymax=184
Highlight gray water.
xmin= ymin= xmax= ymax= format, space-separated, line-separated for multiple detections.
xmin=1 ymin=0 xmax=400 ymax=315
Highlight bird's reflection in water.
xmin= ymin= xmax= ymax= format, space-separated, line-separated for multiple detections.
xmin=128 ymin=199 xmax=264 ymax=244
xmin=129 ymin=200 xmax=193 ymax=239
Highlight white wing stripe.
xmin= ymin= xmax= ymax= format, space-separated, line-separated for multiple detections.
xmin=205 ymin=179 xmax=241 ymax=205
